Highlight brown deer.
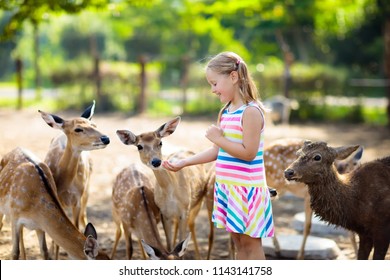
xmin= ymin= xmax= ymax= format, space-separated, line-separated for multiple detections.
xmin=111 ymin=163 xmax=158 ymax=259
xmin=39 ymin=101 xmax=110 ymax=230
xmin=284 ymin=140 xmax=390 ymax=260
xmin=116 ymin=116 xmax=208 ymax=259
xmin=111 ymin=164 xmax=189 ymax=260
xmin=0 ymin=147 xmax=109 ymax=260
xmin=264 ymin=138 xmax=363 ymax=259
xmin=141 ymin=233 xmax=191 ymax=260
xmin=111 ymin=164 xmax=191 ymax=260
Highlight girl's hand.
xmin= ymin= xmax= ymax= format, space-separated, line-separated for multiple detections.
xmin=162 ymin=159 xmax=186 ymax=172
xmin=205 ymin=124 xmax=224 ymax=143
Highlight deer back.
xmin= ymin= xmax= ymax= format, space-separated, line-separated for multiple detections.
xmin=112 ymin=164 xmax=163 ymax=249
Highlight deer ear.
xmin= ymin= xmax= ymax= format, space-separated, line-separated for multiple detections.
xmin=156 ymin=116 xmax=181 ymax=138
xmin=116 ymin=130 xmax=137 ymax=145
xmin=335 ymin=145 xmax=360 ymax=161
xmin=39 ymin=110 xmax=65 ymax=130
xmin=81 ymin=100 xmax=95 ymax=120
xmin=84 ymin=235 xmax=99 ymax=259
xmin=354 ymin=146 xmax=364 ymax=160
xmin=84 ymin=223 xmax=98 ymax=239
xmin=173 ymin=232 xmax=191 ymax=258
xmin=141 ymin=240 xmax=163 ymax=260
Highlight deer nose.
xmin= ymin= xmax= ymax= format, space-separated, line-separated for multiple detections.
xmin=151 ymin=158 xmax=161 ymax=168
xmin=284 ymin=169 xmax=294 ymax=179
xmin=100 ymin=136 xmax=110 ymax=145
xmin=268 ymin=188 xmax=278 ymax=198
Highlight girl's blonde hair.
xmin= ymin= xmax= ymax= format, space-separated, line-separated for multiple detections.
xmin=206 ymin=51 xmax=266 ymax=123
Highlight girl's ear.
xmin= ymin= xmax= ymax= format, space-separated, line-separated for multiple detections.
xmin=230 ymin=70 xmax=239 ymax=84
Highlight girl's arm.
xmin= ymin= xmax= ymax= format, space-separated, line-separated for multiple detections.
xmin=162 ymin=145 xmax=219 ymax=172
xmin=207 ymin=106 xmax=263 ymax=161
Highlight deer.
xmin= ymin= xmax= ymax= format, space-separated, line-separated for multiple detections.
xmin=116 ymin=116 xmax=208 ymax=260
xmin=39 ymin=100 xmax=110 ymax=232
xmin=284 ymin=140 xmax=390 ymax=260
xmin=264 ymin=137 xmax=363 ymax=259
xmin=111 ymin=164 xmax=158 ymax=260
xmin=111 ymin=164 xmax=191 ymax=260
xmin=141 ymin=233 xmax=191 ymax=260
xmin=0 ymin=147 xmax=109 ymax=260
xmin=204 ymin=138 xmax=362 ymax=259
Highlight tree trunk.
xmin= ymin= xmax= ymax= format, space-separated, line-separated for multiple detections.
xmin=385 ymin=19 xmax=390 ymax=128
xmin=16 ymin=58 xmax=23 ymax=110
xmin=180 ymin=55 xmax=190 ymax=114
xmin=33 ymin=21 xmax=41 ymax=101
xmin=137 ymin=55 xmax=147 ymax=114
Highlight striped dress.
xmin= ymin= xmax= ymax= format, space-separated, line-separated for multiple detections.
xmin=212 ymin=102 xmax=274 ymax=238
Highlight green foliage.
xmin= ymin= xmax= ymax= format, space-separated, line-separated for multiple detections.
xmin=290 ymin=99 xmax=385 ymax=125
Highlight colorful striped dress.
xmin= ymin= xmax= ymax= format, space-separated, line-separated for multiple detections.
xmin=212 ymin=102 xmax=275 ymax=238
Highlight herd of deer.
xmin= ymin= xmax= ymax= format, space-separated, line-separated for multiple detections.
xmin=0 ymin=101 xmax=389 ymax=260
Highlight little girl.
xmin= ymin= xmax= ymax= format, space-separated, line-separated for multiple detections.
xmin=163 ymin=51 xmax=274 ymax=260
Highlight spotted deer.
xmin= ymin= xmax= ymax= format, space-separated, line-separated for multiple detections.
xmin=116 ymin=116 xmax=208 ymax=259
xmin=264 ymin=138 xmax=363 ymax=259
xmin=111 ymin=164 xmax=191 ymax=260
xmin=39 ymin=101 xmax=110 ymax=231
xmin=284 ymin=140 xmax=390 ymax=260
xmin=111 ymin=163 xmax=160 ymax=259
xmin=141 ymin=233 xmax=191 ymax=260
xmin=0 ymin=147 xmax=109 ymax=260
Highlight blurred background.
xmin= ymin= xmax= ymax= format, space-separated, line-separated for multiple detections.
xmin=0 ymin=0 xmax=389 ymax=126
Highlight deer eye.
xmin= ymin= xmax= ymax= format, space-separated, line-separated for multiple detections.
xmin=313 ymin=154 xmax=322 ymax=161
xmin=74 ymin=128 xmax=83 ymax=133
xmin=137 ymin=145 xmax=143 ymax=150
xmin=159 ymin=141 xmax=162 ymax=147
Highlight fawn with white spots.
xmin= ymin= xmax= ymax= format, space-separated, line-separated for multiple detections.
xmin=111 ymin=163 xmax=190 ymax=259
xmin=264 ymin=138 xmax=363 ymax=259
xmin=116 ymin=116 xmax=208 ymax=259
xmin=39 ymin=101 xmax=110 ymax=230
xmin=0 ymin=147 xmax=109 ymax=259
xmin=284 ymin=140 xmax=390 ymax=260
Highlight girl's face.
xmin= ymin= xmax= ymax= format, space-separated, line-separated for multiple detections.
xmin=206 ymin=68 xmax=238 ymax=104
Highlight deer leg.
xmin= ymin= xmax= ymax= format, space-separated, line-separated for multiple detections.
xmin=297 ymin=195 xmax=312 ymax=260
xmin=206 ymin=203 xmax=214 ymax=260
xmin=19 ymin=226 xmax=26 ymax=260
xmin=357 ymin=234 xmax=373 ymax=260
xmin=188 ymin=203 xmax=203 ymax=260
xmin=36 ymin=229 xmax=50 ymax=259
xmin=272 ymin=235 xmax=281 ymax=257
xmin=0 ymin=213 xmax=3 ymax=231
xmin=372 ymin=229 xmax=390 ymax=260
xmin=138 ymin=239 xmax=148 ymax=260
xmin=111 ymin=221 xmax=122 ymax=259
xmin=11 ymin=220 xmax=22 ymax=260
xmin=123 ymin=226 xmax=133 ymax=260
xmin=49 ymin=239 xmax=60 ymax=259
xmin=161 ymin=215 xmax=173 ymax=251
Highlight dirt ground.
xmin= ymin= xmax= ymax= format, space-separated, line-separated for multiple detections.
xmin=0 ymin=107 xmax=389 ymax=260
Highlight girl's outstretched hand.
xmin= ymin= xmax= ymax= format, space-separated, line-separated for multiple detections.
xmin=162 ymin=159 xmax=186 ymax=172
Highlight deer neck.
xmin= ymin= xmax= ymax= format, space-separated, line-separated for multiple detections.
xmin=308 ymin=170 xmax=355 ymax=229
xmin=56 ymin=140 xmax=82 ymax=190
xmin=152 ymin=168 xmax=178 ymax=191
xmin=44 ymin=217 xmax=87 ymax=259
xmin=34 ymin=181 xmax=88 ymax=259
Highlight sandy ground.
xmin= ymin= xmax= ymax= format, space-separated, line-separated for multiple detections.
xmin=0 ymin=107 xmax=389 ymax=260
